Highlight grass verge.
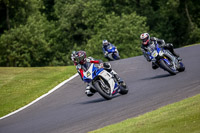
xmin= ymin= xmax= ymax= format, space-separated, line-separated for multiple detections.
xmin=0 ymin=66 xmax=76 ymax=117
xmin=90 ymin=94 xmax=200 ymax=133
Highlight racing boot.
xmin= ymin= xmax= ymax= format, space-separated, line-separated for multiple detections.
xmin=111 ymin=70 xmax=126 ymax=88
xmin=85 ymin=85 xmax=96 ymax=97
xmin=166 ymin=43 xmax=182 ymax=61
xmin=170 ymin=50 xmax=182 ymax=61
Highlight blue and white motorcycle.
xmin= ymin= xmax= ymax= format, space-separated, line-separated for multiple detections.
xmin=82 ymin=63 xmax=128 ymax=100
xmin=147 ymin=43 xmax=185 ymax=75
xmin=106 ymin=45 xmax=120 ymax=61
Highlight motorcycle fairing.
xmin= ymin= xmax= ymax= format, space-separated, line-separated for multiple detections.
xmin=98 ymin=70 xmax=116 ymax=94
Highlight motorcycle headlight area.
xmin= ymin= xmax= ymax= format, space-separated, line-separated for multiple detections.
xmin=159 ymin=51 xmax=164 ymax=56
xmin=151 ymin=50 xmax=158 ymax=57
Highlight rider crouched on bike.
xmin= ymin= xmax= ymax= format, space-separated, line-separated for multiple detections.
xmin=102 ymin=40 xmax=118 ymax=60
xmin=140 ymin=33 xmax=182 ymax=69
xmin=71 ymin=50 xmax=125 ymax=97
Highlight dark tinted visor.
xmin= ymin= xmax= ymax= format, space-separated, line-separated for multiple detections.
xmin=142 ymin=37 xmax=149 ymax=42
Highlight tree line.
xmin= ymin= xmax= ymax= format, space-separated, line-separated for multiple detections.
xmin=0 ymin=0 xmax=199 ymax=67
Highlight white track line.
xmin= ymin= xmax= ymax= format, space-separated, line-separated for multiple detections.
xmin=0 ymin=73 xmax=79 ymax=120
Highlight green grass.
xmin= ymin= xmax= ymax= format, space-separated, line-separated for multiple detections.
xmin=0 ymin=66 xmax=76 ymax=117
xmin=184 ymin=43 xmax=200 ymax=47
xmin=90 ymin=94 xmax=200 ymax=133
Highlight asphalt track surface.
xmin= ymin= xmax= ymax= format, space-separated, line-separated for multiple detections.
xmin=0 ymin=45 xmax=200 ymax=133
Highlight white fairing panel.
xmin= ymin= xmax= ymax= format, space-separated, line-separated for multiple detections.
xmin=99 ymin=70 xmax=115 ymax=93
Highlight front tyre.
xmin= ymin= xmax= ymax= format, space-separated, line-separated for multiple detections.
xmin=159 ymin=59 xmax=176 ymax=75
xmin=119 ymin=81 xmax=128 ymax=95
xmin=113 ymin=52 xmax=120 ymax=60
xmin=94 ymin=81 xmax=112 ymax=100
xmin=119 ymin=85 xmax=128 ymax=95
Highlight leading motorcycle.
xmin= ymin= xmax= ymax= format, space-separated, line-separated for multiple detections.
xmin=82 ymin=63 xmax=128 ymax=100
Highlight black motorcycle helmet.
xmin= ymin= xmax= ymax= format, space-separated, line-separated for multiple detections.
xmin=74 ymin=51 xmax=87 ymax=64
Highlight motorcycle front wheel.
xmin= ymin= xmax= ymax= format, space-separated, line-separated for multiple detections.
xmin=94 ymin=80 xmax=112 ymax=100
xmin=159 ymin=59 xmax=176 ymax=75
xmin=113 ymin=52 xmax=120 ymax=60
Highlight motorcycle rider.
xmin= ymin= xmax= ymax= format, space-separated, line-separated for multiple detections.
xmin=140 ymin=33 xmax=182 ymax=69
xmin=102 ymin=40 xmax=119 ymax=60
xmin=71 ymin=50 xmax=125 ymax=97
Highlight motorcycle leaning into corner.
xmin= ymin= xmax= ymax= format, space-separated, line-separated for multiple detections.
xmin=146 ymin=42 xmax=185 ymax=75
xmin=105 ymin=45 xmax=120 ymax=61
xmin=82 ymin=62 xmax=128 ymax=100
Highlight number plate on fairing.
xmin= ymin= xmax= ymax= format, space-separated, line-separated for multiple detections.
xmin=152 ymin=50 xmax=158 ymax=57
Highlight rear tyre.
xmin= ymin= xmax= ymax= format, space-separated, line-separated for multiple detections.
xmin=159 ymin=59 xmax=176 ymax=75
xmin=94 ymin=81 xmax=112 ymax=100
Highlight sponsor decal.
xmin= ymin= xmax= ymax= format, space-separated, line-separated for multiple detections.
xmin=86 ymin=71 xmax=91 ymax=77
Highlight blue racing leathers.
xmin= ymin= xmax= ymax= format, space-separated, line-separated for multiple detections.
xmin=102 ymin=43 xmax=116 ymax=56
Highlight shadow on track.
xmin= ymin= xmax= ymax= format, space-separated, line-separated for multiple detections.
xmin=141 ymin=73 xmax=172 ymax=80
xmin=79 ymin=95 xmax=120 ymax=104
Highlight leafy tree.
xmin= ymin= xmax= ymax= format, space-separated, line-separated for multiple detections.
xmin=52 ymin=0 xmax=107 ymax=65
xmin=86 ymin=12 xmax=149 ymax=60
xmin=0 ymin=0 xmax=200 ymax=66
xmin=0 ymin=13 xmax=54 ymax=66
xmin=0 ymin=0 xmax=42 ymax=33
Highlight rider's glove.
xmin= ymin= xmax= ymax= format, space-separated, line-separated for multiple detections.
xmin=98 ymin=63 xmax=104 ymax=69
xmin=85 ymin=58 xmax=90 ymax=63
xmin=100 ymin=63 xmax=104 ymax=68
xmin=104 ymin=51 xmax=108 ymax=56
xmin=77 ymin=64 xmax=81 ymax=69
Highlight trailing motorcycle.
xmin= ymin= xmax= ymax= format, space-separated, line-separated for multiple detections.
xmin=82 ymin=63 xmax=128 ymax=100
xmin=147 ymin=43 xmax=185 ymax=75
xmin=105 ymin=45 xmax=120 ymax=61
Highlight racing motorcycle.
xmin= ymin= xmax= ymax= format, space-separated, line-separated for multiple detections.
xmin=147 ymin=43 xmax=185 ymax=75
xmin=82 ymin=63 xmax=128 ymax=100
xmin=105 ymin=45 xmax=120 ymax=61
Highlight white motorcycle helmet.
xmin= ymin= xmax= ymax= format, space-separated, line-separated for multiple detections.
xmin=140 ymin=33 xmax=150 ymax=45
xmin=102 ymin=40 xmax=109 ymax=46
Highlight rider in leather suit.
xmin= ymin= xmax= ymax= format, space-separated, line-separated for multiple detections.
xmin=140 ymin=33 xmax=182 ymax=69
xmin=102 ymin=40 xmax=118 ymax=60
xmin=71 ymin=50 xmax=124 ymax=97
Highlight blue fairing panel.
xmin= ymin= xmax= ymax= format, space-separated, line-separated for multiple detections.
xmin=96 ymin=68 xmax=104 ymax=75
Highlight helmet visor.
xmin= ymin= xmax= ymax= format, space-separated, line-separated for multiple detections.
xmin=142 ymin=37 xmax=149 ymax=42
xmin=75 ymin=52 xmax=86 ymax=64
xmin=103 ymin=42 xmax=108 ymax=45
